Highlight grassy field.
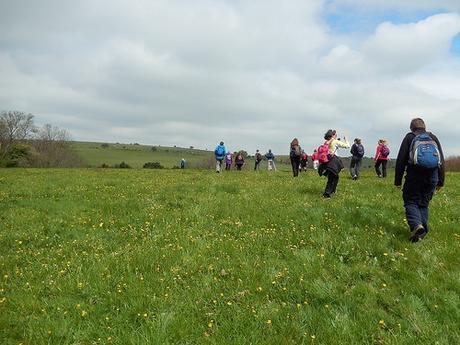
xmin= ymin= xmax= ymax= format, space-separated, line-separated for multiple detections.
xmin=69 ymin=141 xmax=214 ymax=168
xmin=1 ymin=169 xmax=459 ymax=344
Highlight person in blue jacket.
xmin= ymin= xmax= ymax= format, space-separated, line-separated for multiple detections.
xmin=214 ymin=141 xmax=226 ymax=173
xmin=265 ymin=149 xmax=276 ymax=171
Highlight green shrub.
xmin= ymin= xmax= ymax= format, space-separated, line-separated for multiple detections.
xmin=143 ymin=161 xmax=164 ymax=169
xmin=113 ymin=161 xmax=131 ymax=168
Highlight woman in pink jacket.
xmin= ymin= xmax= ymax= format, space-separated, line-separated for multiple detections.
xmin=374 ymin=139 xmax=389 ymax=178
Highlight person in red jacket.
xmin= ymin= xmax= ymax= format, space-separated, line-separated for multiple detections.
xmin=300 ymin=150 xmax=308 ymax=172
xmin=311 ymin=149 xmax=319 ymax=170
xmin=374 ymin=139 xmax=389 ymax=178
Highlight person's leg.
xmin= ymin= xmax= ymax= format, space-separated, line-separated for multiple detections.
xmin=375 ymin=160 xmax=382 ymax=177
xmin=356 ymin=158 xmax=362 ymax=179
xmin=419 ymin=206 xmax=429 ymax=239
xmin=332 ymin=174 xmax=339 ymax=193
xmin=351 ymin=158 xmax=358 ymax=178
xmin=290 ymin=159 xmax=297 ymax=177
xmin=324 ymin=172 xmax=335 ymax=197
xmin=349 ymin=157 xmax=356 ymax=178
xmin=403 ymin=177 xmax=427 ymax=242
xmin=216 ymin=160 xmax=220 ymax=172
xmin=419 ymin=170 xmax=438 ymax=239
xmin=404 ymin=201 xmax=423 ymax=231
xmin=382 ymin=160 xmax=388 ymax=178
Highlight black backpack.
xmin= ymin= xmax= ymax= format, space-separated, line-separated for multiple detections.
xmin=352 ymin=144 xmax=364 ymax=158
xmin=290 ymin=146 xmax=301 ymax=158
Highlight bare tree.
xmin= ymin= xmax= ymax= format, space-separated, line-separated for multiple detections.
xmin=0 ymin=111 xmax=36 ymax=158
xmin=36 ymin=123 xmax=71 ymax=142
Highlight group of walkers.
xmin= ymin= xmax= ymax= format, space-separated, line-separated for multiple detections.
xmin=314 ymin=118 xmax=444 ymax=243
xmin=214 ymin=142 xmax=277 ymax=173
xmin=288 ymin=135 xmax=390 ymax=182
xmin=213 ymin=118 xmax=444 ymax=243
xmin=214 ymin=135 xmax=395 ymax=182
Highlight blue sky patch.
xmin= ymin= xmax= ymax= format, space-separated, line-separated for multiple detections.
xmin=451 ymin=33 xmax=460 ymax=56
xmin=324 ymin=8 xmax=448 ymax=34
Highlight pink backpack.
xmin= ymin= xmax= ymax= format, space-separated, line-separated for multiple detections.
xmin=317 ymin=141 xmax=331 ymax=164
xmin=380 ymin=145 xmax=390 ymax=157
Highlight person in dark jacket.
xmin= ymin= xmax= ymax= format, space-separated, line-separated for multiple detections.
xmin=394 ymin=118 xmax=445 ymax=243
xmin=350 ymin=138 xmax=364 ymax=180
xmin=318 ymin=129 xmax=350 ymax=197
xmin=234 ymin=151 xmax=245 ymax=171
xmin=290 ymin=138 xmax=302 ymax=177
xmin=254 ymin=150 xmax=262 ymax=171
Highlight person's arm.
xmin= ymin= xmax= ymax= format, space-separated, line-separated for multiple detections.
xmin=430 ymin=133 xmax=445 ymax=187
xmin=394 ymin=133 xmax=413 ymax=186
xmin=374 ymin=145 xmax=380 ymax=161
xmin=334 ymin=138 xmax=350 ymax=149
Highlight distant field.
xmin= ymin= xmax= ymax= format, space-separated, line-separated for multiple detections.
xmin=1 ymin=169 xmax=459 ymax=344
xmin=70 ymin=141 xmax=214 ymax=168
xmin=69 ymin=141 xmax=386 ymax=171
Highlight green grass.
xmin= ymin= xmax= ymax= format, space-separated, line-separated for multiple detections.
xmin=0 ymin=169 xmax=459 ymax=344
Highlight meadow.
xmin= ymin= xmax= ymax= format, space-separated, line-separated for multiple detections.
xmin=0 ymin=168 xmax=459 ymax=344
xmin=69 ymin=142 xmax=214 ymax=168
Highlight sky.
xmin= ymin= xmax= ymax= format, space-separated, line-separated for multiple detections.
xmin=1 ymin=0 xmax=460 ymax=157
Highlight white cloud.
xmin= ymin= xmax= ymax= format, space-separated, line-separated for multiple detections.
xmin=363 ymin=13 xmax=460 ymax=74
xmin=1 ymin=0 xmax=460 ymax=156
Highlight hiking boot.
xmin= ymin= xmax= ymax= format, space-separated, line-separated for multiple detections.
xmin=409 ymin=224 xmax=425 ymax=243
xmin=323 ymin=193 xmax=331 ymax=198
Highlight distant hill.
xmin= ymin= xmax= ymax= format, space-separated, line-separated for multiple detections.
xmin=69 ymin=141 xmax=213 ymax=168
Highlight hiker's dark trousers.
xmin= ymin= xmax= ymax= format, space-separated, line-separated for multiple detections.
xmin=290 ymin=157 xmax=300 ymax=177
xmin=375 ymin=159 xmax=387 ymax=177
xmin=350 ymin=157 xmax=362 ymax=178
xmin=254 ymin=161 xmax=261 ymax=171
xmin=375 ymin=159 xmax=388 ymax=177
xmin=403 ymin=169 xmax=438 ymax=232
xmin=324 ymin=171 xmax=339 ymax=196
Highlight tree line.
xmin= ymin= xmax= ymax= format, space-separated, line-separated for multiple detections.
xmin=0 ymin=110 xmax=84 ymax=167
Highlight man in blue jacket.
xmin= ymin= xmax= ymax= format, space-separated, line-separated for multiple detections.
xmin=395 ymin=118 xmax=445 ymax=243
xmin=350 ymin=138 xmax=364 ymax=180
xmin=214 ymin=141 xmax=226 ymax=173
